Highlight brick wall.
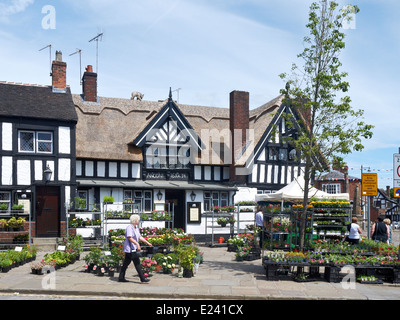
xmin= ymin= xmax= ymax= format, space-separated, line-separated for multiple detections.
xmin=229 ymin=90 xmax=249 ymax=184
xmin=0 ymin=221 xmax=35 ymax=243
xmin=52 ymin=60 xmax=67 ymax=90
xmin=82 ymin=66 xmax=97 ymax=102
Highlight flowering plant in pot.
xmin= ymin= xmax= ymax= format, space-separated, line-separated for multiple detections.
xmin=140 ymin=257 xmax=157 ymax=278
xmin=160 ymin=255 xmax=176 ymax=274
xmin=216 ymin=217 xmax=228 ymax=227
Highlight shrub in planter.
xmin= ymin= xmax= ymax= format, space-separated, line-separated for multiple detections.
xmin=175 ymin=244 xmax=199 ymax=277
xmin=103 ymin=195 xmax=115 ymax=204
xmin=0 ymin=219 xmax=7 ymax=231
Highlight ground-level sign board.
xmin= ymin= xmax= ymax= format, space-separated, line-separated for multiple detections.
xmin=362 ymin=173 xmax=377 ymax=196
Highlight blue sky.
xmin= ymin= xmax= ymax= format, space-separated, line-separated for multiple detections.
xmin=0 ymin=0 xmax=399 ymax=188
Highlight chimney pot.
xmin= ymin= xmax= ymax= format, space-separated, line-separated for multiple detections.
xmin=55 ymin=50 xmax=62 ymax=62
xmin=85 ymin=65 xmax=93 ymax=73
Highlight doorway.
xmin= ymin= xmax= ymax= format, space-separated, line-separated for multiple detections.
xmin=165 ymin=189 xmax=185 ymax=231
xmin=36 ymin=186 xmax=60 ymax=237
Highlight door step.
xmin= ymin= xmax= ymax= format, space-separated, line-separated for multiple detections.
xmin=32 ymin=237 xmax=59 ymax=251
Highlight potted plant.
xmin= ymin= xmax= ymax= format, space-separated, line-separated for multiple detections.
xmin=160 ymin=255 xmax=176 ymax=274
xmin=7 ymin=217 xmax=22 ymax=231
xmin=31 ymin=261 xmax=45 ymax=275
xmin=140 ymin=257 xmax=157 ymax=278
xmin=103 ymin=195 xmax=114 ymax=204
xmin=0 ymin=219 xmax=7 ymax=231
xmin=176 ymin=244 xmax=199 ymax=278
xmin=228 ymin=216 xmax=236 ymax=225
xmin=0 ymin=203 xmax=8 ymax=212
xmin=74 ymin=197 xmax=87 ymax=211
xmin=11 ymin=204 xmax=24 ymax=212
xmin=216 ymin=217 xmax=228 ymax=227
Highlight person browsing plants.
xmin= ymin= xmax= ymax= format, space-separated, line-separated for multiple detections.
xmin=118 ymin=214 xmax=152 ymax=283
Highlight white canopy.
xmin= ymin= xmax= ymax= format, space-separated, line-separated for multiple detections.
xmin=255 ymin=175 xmax=349 ymax=202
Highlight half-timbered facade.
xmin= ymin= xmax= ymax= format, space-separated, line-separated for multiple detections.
xmin=0 ymin=51 xmax=78 ymax=238
xmin=0 ymin=54 xmax=314 ymax=236
xmin=72 ymin=67 xmax=310 ymax=233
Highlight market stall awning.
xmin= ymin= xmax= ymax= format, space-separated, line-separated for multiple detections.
xmin=77 ymin=179 xmax=237 ymax=191
xmin=255 ymin=175 xmax=349 ymax=202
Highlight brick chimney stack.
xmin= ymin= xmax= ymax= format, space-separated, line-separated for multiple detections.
xmin=82 ymin=65 xmax=97 ymax=102
xmin=51 ymin=51 xmax=67 ymax=93
xmin=229 ymin=90 xmax=250 ymax=183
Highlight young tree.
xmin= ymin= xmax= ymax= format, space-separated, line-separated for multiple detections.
xmin=279 ymin=0 xmax=373 ymax=248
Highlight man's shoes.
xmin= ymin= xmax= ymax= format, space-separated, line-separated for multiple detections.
xmin=141 ymin=278 xmax=150 ymax=283
xmin=118 ymin=279 xmax=129 ymax=282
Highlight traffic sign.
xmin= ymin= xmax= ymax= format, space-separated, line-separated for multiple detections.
xmin=394 ymin=187 xmax=400 ymax=198
xmin=362 ymin=173 xmax=377 ymax=196
xmin=394 ymin=153 xmax=400 ymax=187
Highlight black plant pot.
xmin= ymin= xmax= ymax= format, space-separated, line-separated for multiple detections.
xmin=183 ymin=268 xmax=193 ymax=278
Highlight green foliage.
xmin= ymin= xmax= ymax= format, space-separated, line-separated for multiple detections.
xmin=278 ymin=1 xmax=373 ymax=248
xmin=103 ymin=195 xmax=115 ymax=204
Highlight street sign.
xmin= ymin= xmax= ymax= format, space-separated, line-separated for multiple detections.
xmin=394 ymin=187 xmax=400 ymax=198
xmin=394 ymin=153 xmax=400 ymax=187
xmin=362 ymin=173 xmax=377 ymax=196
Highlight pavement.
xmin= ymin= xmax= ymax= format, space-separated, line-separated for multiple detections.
xmin=0 ymin=243 xmax=400 ymax=301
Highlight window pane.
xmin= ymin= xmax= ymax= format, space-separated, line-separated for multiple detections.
xmin=144 ymin=199 xmax=152 ymax=212
xmin=124 ymin=190 xmax=132 ymax=200
xmin=279 ymin=149 xmax=287 ymax=161
xmin=0 ymin=192 xmax=10 ymax=201
xmin=204 ymin=199 xmax=211 ymax=211
xmin=20 ymin=131 xmax=34 ymax=151
xmin=37 ymin=132 xmax=53 ymax=153
xmin=268 ymin=147 xmax=278 ymax=160
xmin=38 ymin=141 xmax=52 ymax=152
xmin=37 ymin=132 xmax=52 ymax=141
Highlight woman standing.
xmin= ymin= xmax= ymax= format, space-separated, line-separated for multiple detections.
xmin=118 ymin=214 xmax=152 ymax=283
xmin=347 ymin=217 xmax=362 ymax=244
xmin=384 ymin=218 xmax=393 ymax=244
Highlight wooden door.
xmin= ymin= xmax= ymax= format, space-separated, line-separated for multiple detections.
xmin=36 ymin=186 xmax=60 ymax=237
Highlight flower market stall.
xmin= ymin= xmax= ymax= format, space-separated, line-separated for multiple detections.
xmin=263 ymin=239 xmax=400 ymax=284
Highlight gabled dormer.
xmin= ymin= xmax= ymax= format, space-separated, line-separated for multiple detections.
xmin=132 ymin=89 xmax=204 ymax=180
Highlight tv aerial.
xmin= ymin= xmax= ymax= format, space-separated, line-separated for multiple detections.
xmin=38 ymin=44 xmax=52 ymax=76
xmin=69 ymin=48 xmax=82 ymax=85
xmin=88 ymin=31 xmax=103 ymax=74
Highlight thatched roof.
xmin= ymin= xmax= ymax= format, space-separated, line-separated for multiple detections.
xmin=73 ymin=93 xmax=283 ymax=164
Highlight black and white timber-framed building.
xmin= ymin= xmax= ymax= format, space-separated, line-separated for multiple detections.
xmin=0 ymin=51 xmax=315 ymax=237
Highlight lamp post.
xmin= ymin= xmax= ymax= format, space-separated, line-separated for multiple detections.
xmin=43 ymin=165 xmax=53 ymax=183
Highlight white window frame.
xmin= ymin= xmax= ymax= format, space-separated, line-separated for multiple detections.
xmin=18 ymin=130 xmax=53 ymax=154
xmin=322 ymin=183 xmax=341 ymax=194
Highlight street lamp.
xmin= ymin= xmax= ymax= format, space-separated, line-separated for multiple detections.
xmin=43 ymin=165 xmax=52 ymax=182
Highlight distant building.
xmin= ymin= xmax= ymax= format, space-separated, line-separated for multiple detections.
xmin=314 ymin=165 xmax=361 ymax=216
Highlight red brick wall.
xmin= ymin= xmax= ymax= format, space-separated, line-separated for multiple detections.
xmin=82 ymin=70 xmax=97 ymax=102
xmin=0 ymin=221 xmax=35 ymax=243
xmin=229 ymin=90 xmax=249 ymax=183
xmin=52 ymin=60 xmax=67 ymax=89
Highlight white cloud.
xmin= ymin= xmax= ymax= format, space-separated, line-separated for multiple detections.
xmin=0 ymin=0 xmax=34 ymax=22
